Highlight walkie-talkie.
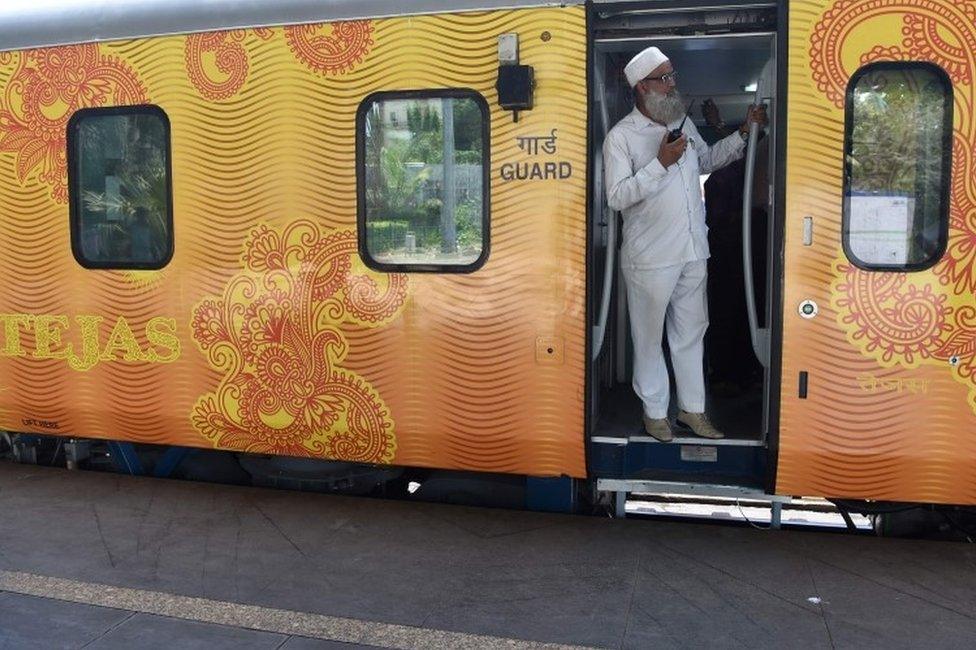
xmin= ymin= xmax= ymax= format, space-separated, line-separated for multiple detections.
xmin=666 ymin=100 xmax=696 ymax=143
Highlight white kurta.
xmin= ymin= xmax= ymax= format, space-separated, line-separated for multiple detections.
xmin=604 ymin=107 xmax=745 ymax=418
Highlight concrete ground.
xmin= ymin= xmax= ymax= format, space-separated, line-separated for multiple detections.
xmin=0 ymin=464 xmax=975 ymax=649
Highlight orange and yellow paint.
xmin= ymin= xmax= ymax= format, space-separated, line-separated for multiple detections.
xmin=0 ymin=8 xmax=588 ymax=477
xmin=4 ymin=0 xmax=976 ymax=505
xmin=780 ymin=0 xmax=976 ymax=503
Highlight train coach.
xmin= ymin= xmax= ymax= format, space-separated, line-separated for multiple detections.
xmin=0 ymin=0 xmax=973 ymax=528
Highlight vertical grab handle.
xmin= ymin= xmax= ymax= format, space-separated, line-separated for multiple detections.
xmin=592 ymin=62 xmax=617 ymax=362
xmin=742 ymin=121 xmax=767 ymax=366
xmin=742 ymin=75 xmax=771 ymax=368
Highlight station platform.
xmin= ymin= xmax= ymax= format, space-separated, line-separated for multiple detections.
xmin=1 ymin=463 xmax=975 ymax=649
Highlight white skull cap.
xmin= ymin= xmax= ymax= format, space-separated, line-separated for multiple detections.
xmin=624 ymin=46 xmax=669 ymax=87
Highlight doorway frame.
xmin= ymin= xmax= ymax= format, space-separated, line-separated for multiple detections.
xmin=583 ymin=0 xmax=789 ymax=493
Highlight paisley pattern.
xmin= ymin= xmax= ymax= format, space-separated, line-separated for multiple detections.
xmin=284 ymin=21 xmax=374 ymax=76
xmin=184 ymin=21 xmax=371 ymax=98
xmin=810 ymin=0 xmax=976 ymax=409
xmin=190 ymin=221 xmax=408 ymax=462
xmin=834 ymin=267 xmax=953 ymax=364
xmin=0 ymin=44 xmax=147 ymax=203
xmin=809 ymin=0 xmax=976 ymax=106
xmin=184 ymin=29 xmax=275 ymax=100
xmin=774 ymin=0 xmax=976 ymax=502
xmin=0 ymin=7 xmax=590 ymax=480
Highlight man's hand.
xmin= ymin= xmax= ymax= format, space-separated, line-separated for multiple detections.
xmin=702 ymin=99 xmax=723 ymax=129
xmin=658 ymin=132 xmax=686 ymax=168
xmin=738 ymin=104 xmax=768 ymax=136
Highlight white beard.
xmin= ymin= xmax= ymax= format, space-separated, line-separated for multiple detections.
xmin=643 ymin=89 xmax=686 ymax=125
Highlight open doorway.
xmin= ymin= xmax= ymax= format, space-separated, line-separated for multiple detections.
xmin=589 ymin=6 xmax=777 ymax=454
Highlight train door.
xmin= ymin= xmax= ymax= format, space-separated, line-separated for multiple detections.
xmin=776 ymin=0 xmax=976 ymax=505
xmin=588 ymin=4 xmax=781 ymax=488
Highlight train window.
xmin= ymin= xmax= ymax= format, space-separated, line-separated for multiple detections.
xmin=67 ymin=105 xmax=173 ymax=270
xmin=843 ymin=62 xmax=952 ymax=271
xmin=357 ymin=90 xmax=489 ymax=272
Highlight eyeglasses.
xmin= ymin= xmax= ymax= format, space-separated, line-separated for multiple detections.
xmin=643 ymin=71 xmax=678 ymax=85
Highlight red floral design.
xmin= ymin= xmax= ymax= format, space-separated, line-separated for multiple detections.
xmin=191 ymin=221 xmax=408 ymax=462
xmin=859 ymin=45 xmax=913 ymax=65
xmin=937 ymin=136 xmax=976 ymax=294
xmin=901 ymin=11 xmax=975 ymax=84
xmin=0 ymin=44 xmax=147 ymax=202
xmin=184 ymin=29 xmax=275 ymax=100
xmin=284 ymin=21 xmax=374 ymax=76
xmin=816 ymin=1 xmax=976 ymax=394
xmin=836 ymin=264 xmax=976 ymax=377
xmin=190 ymin=299 xmax=229 ymax=349
xmin=240 ymin=290 xmax=295 ymax=355
xmin=935 ymin=305 xmax=976 ymax=381
xmin=810 ymin=0 xmax=976 ymax=108
xmin=836 ymin=267 xmax=952 ymax=364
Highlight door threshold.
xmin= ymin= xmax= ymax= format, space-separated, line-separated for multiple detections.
xmin=628 ymin=435 xmax=763 ymax=447
xmin=589 ymin=435 xmax=764 ymax=447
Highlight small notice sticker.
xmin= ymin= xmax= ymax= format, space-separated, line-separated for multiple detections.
xmin=680 ymin=446 xmax=718 ymax=462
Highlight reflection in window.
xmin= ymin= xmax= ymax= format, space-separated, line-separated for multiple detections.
xmin=69 ymin=106 xmax=172 ymax=269
xmin=844 ymin=63 xmax=951 ymax=270
xmin=360 ymin=92 xmax=488 ymax=270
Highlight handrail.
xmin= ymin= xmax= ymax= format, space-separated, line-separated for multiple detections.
xmin=591 ymin=63 xmax=617 ymax=362
xmin=742 ymin=61 xmax=773 ymax=368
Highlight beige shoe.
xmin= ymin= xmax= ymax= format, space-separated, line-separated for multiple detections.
xmin=642 ymin=415 xmax=673 ymax=442
xmin=675 ymin=410 xmax=725 ymax=439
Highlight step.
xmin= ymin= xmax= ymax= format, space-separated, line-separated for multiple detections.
xmin=597 ymin=477 xmax=790 ymax=521
xmin=597 ymin=477 xmax=786 ymax=501
xmin=590 ymin=435 xmax=764 ymax=447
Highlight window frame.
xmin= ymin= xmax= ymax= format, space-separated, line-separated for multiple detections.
xmin=841 ymin=61 xmax=953 ymax=273
xmin=355 ymin=88 xmax=491 ymax=274
xmin=67 ymin=104 xmax=175 ymax=271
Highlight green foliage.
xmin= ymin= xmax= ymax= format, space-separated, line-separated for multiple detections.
xmin=455 ymin=199 xmax=482 ymax=249
xmin=366 ymin=220 xmax=409 ymax=253
xmin=456 ymin=150 xmax=482 ymax=165
xmin=78 ymin=113 xmax=169 ymax=263
xmin=407 ymin=131 xmax=442 ymax=164
xmin=847 ymin=67 xmax=947 ymax=264
xmin=365 ymin=97 xmax=485 ymax=258
xmin=381 ymin=139 xmax=429 ymax=210
xmin=407 ymin=104 xmax=441 ymax=134
xmin=402 ymin=98 xmax=483 ymax=164
xmin=452 ymin=99 xmax=483 ymax=152
xmin=848 ymin=70 xmax=945 ymax=196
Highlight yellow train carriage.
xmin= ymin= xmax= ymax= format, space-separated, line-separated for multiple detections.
xmin=0 ymin=0 xmax=972 ymax=521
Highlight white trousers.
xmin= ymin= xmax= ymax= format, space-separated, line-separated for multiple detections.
xmin=622 ymin=260 xmax=708 ymax=419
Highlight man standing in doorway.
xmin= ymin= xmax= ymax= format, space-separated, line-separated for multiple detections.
xmin=603 ymin=46 xmax=766 ymax=441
